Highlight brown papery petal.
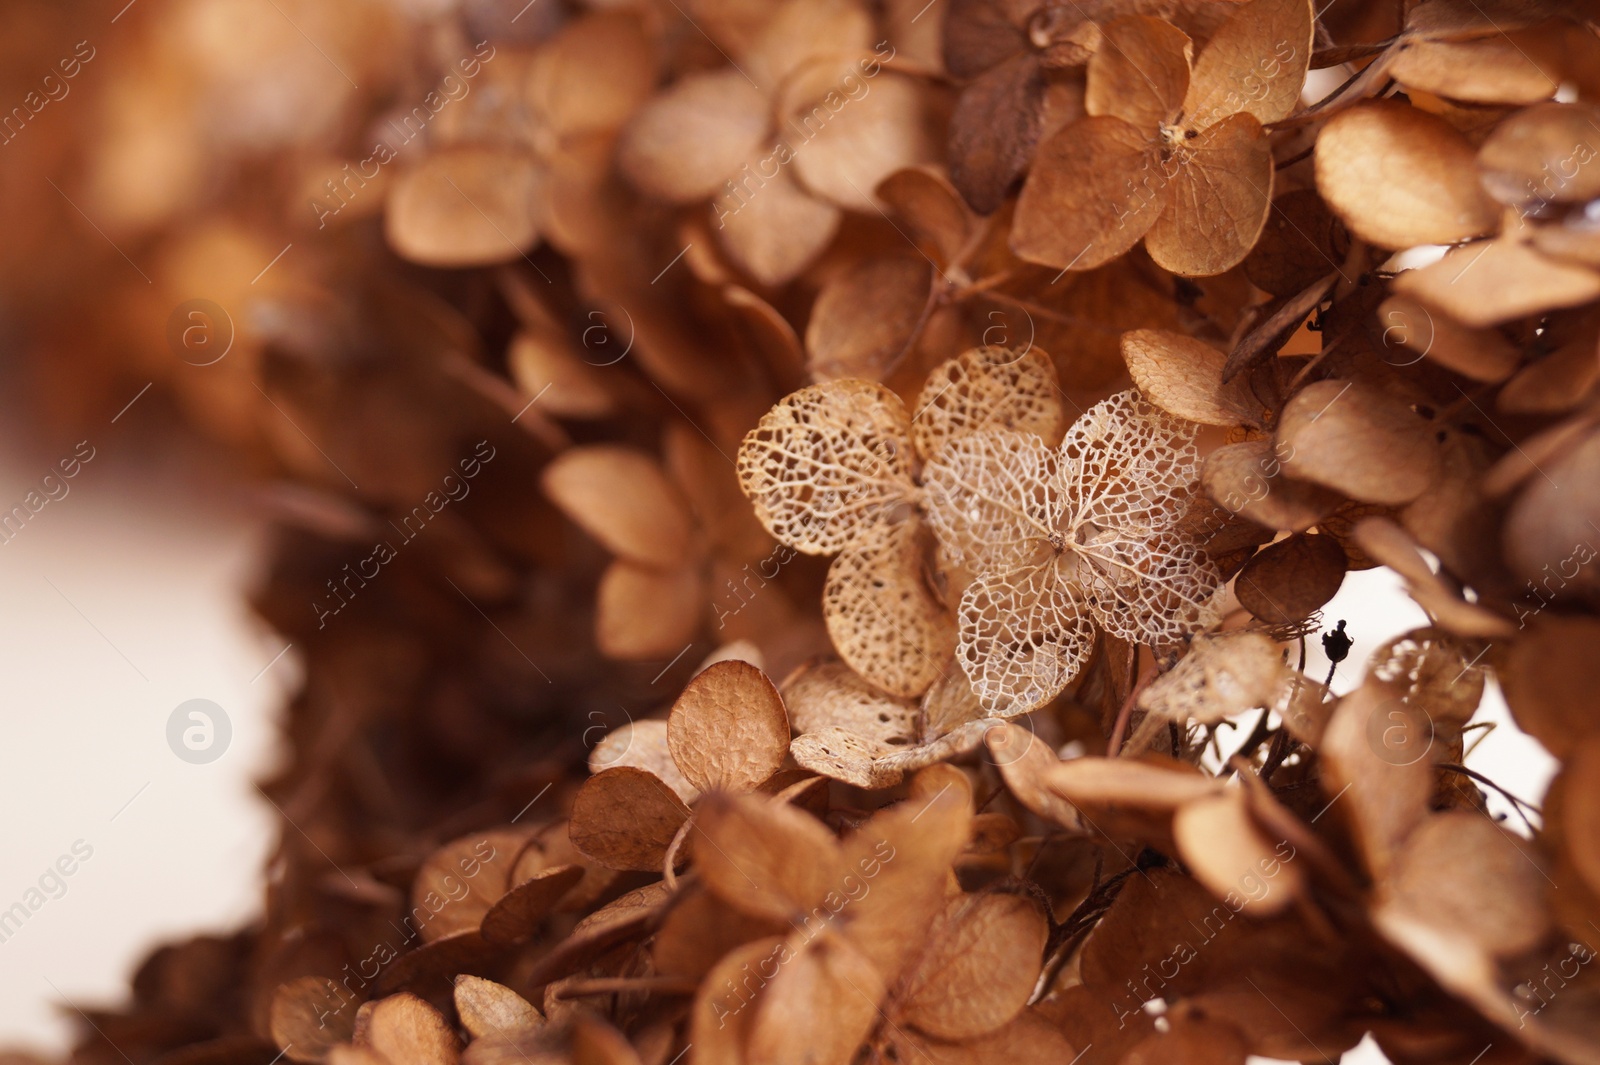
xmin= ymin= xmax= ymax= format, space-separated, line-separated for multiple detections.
xmin=364 ymin=994 xmax=460 ymax=1065
xmin=1174 ymin=790 xmax=1304 ymax=916
xmin=986 ymin=723 xmax=1084 ymax=832
xmin=783 ymin=659 xmax=920 ymax=741
xmin=271 ymin=976 xmax=355 ymax=1062
xmin=1046 ymin=756 xmax=1223 ymax=812
xmin=1234 ymin=532 xmax=1347 ymax=625
xmin=386 ymin=148 xmax=543 ymax=268
xmin=747 ymin=935 xmax=884 ymax=1065
xmin=452 ymin=976 xmax=542 ymax=1040
xmin=1203 ymin=439 xmax=1341 ymax=533
xmin=617 ymin=70 xmax=771 ymax=204
xmin=542 ymin=446 xmax=694 ymax=569
xmin=1317 ymin=679 xmax=1433 ymax=880
xmin=689 ymin=935 xmax=783 ymax=1065
xmin=1144 ymin=111 xmax=1272 ymax=278
xmin=744 ymin=0 xmax=873 ymax=90
xmin=877 ymin=166 xmax=976 ymax=270
xmin=1120 ymin=330 xmax=1261 ymax=428
xmin=568 ymin=767 xmax=691 ymax=872
xmin=947 ymin=54 xmax=1047 ymax=216
xmin=1276 ymin=379 xmax=1440 ymax=505
xmin=1392 ymin=236 xmax=1600 ymax=329
xmin=595 ymin=560 xmax=703 ymax=661
xmin=1314 ymin=100 xmax=1500 ymax=249
xmin=506 ymin=329 xmax=617 ymax=420
xmin=668 ymin=659 xmax=791 ymax=794
xmin=899 ymin=893 xmax=1048 ymax=1040
xmin=1378 ymin=810 xmax=1551 ymax=961
xmin=1124 ymin=1014 xmax=1250 ymax=1065
xmin=1375 ymin=294 xmax=1520 ymax=383
xmin=694 ymin=792 xmax=845 ymax=921
xmin=1478 ymin=102 xmax=1600 ymax=208
xmin=1390 ymin=30 xmax=1561 ymax=106
xmin=1500 ymin=616 xmax=1600 ymax=759
xmin=824 ymin=514 xmax=957 ymax=698
xmin=479 ymin=865 xmax=585 ymax=945
xmin=588 ymin=719 xmax=698 ymax=801
xmin=790 ymin=73 xmax=932 ymax=213
xmin=912 ymin=345 xmax=1067 ymax=460
xmin=412 ymin=829 xmax=533 ymax=943
xmin=1183 ymin=0 xmax=1312 ymax=128
xmin=1137 ymin=630 xmax=1291 ymax=727
xmin=717 ymin=158 xmax=843 ymax=287
xmin=1012 ymin=116 xmax=1164 ymax=272
xmin=805 ymin=253 xmax=931 ymax=383
xmin=526 ymin=11 xmax=656 ymax=140
xmin=1085 ymin=17 xmax=1191 ymax=130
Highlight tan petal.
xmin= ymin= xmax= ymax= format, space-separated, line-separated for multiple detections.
xmin=1144 ymin=112 xmax=1273 ymax=278
xmin=1120 ymin=330 xmax=1261 ymax=428
xmin=1085 ymin=17 xmax=1191 ymax=130
xmin=739 ymin=380 xmax=917 ymax=556
xmin=364 ymin=994 xmax=460 ymax=1065
xmin=411 ymin=829 xmax=531 ymax=942
xmin=1478 ymin=102 xmax=1600 ymax=209
xmin=271 ymin=976 xmax=355 ymax=1062
xmin=747 ymin=935 xmax=884 ymax=1065
xmin=654 ymin=884 xmax=786 ymax=981
xmin=1183 ymin=0 xmax=1313 ymax=127
xmin=618 ymin=70 xmax=771 ymax=204
xmin=1392 ymin=236 xmax=1600 ymax=328
xmin=789 ymin=73 xmax=932 ymax=213
xmin=588 ymin=718 xmax=699 ymax=801
xmin=1314 ymin=100 xmax=1500 ymax=249
xmin=526 ymin=11 xmax=656 ymax=139
xmin=783 ymin=659 xmax=920 ymax=742
xmin=1374 ymin=294 xmax=1521 ymax=383
xmin=913 ymin=345 xmax=1067 ymax=461
xmin=1317 ymin=679 xmax=1434 ymax=880
xmin=956 ymin=555 xmax=1096 ymax=716
xmin=804 ymin=253 xmax=931 ymax=382
xmin=1351 ymin=517 xmax=1514 ymax=638
xmin=1047 ymin=756 xmax=1223 ymax=812
xmin=1173 ymin=790 xmax=1304 ymax=917
xmin=985 ymin=723 xmax=1084 ymax=832
xmin=1390 ymin=29 xmax=1563 ymax=106
xmin=824 ymin=514 xmax=956 ymax=698
xmin=689 ymin=935 xmax=785 ymax=1065
xmin=694 ymin=792 xmax=845 ymax=920
xmin=386 ymin=148 xmax=543 ymax=268
xmin=906 ymin=1011 xmax=1079 ymax=1064
xmin=789 ymin=726 xmax=912 ymax=789
xmin=1202 ymin=439 xmax=1341 ymax=533
xmin=568 ymin=767 xmax=691 ymax=872
xmin=1276 ymin=379 xmax=1440 ymax=505
xmin=506 ymin=329 xmax=617 ymax=420
xmin=744 ymin=0 xmax=873 ymax=89
xmin=668 ymin=659 xmax=791 ymax=793
xmin=1012 ymin=116 xmax=1164 ymax=272
xmin=542 ymin=446 xmax=694 ymax=568
xmin=595 ymin=561 xmax=703 ymax=660
xmin=923 ymin=430 xmax=1060 ymax=575
xmin=1377 ymin=810 xmax=1551 ymax=961
xmin=453 ymin=977 xmax=542 ymax=1041
xmin=1500 ymin=617 xmax=1600 ymax=759
xmin=877 ymin=167 xmax=978 ymax=271
xmin=1137 ymin=630 xmax=1291 ymax=727
xmin=1075 ymin=526 xmax=1226 ymax=648
xmin=717 ymin=157 xmax=842 ymax=286
xmin=479 ymin=864 xmax=585 ymax=944
xmin=899 ymin=893 xmax=1047 ymax=1040
xmin=1233 ymin=532 xmax=1348 ymax=625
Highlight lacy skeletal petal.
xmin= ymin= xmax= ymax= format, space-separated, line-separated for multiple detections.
xmin=957 ymin=552 xmax=1096 ymax=715
xmin=737 ymin=379 xmax=918 ymax=555
xmin=922 ymin=430 xmax=1062 ymax=574
xmin=911 ymin=345 xmax=1068 ymax=461
xmin=1057 ymin=389 xmax=1202 ymax=537
xmin=1076 ymin=526 xmax=1226 ymax=648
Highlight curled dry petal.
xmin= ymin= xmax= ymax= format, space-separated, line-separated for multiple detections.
xmin=738 ymin=380 xmax=917 ymax=556
xmin=1275 ymin=380 xmax=1440 ymax=506
xmin=1137 ymin=630 xmax=1290 ymax=727
xmin=1233 ymin=532 xmax=1348 ymax=625
xmin=588 ymin=718 xmax=699 ymax=802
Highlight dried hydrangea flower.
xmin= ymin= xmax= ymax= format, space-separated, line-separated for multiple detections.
xmin=923 ymin=388 xmax=1225 ymax=714
xmin=738 ymin=345 xmax=1066 ymax=697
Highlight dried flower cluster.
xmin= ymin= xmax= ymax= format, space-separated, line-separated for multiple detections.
xmin=9 ymin=0 xmax=1600 ymax=1064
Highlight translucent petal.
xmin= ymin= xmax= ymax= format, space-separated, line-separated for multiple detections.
xmin=1075 ymin=525 xmax=1226 ymax=648
xmin=957 ymin=553 xmax=1095 ymax=716
xmin=911 ymin=345 xmax=1068 ymax=462
xmin=1058 ymin=388 xmax=1202 ymax=536
xmin=737 ymin=380 xmax=917 ymax=555
xmin=922 ymin=430 xmax=1061 ymax=575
